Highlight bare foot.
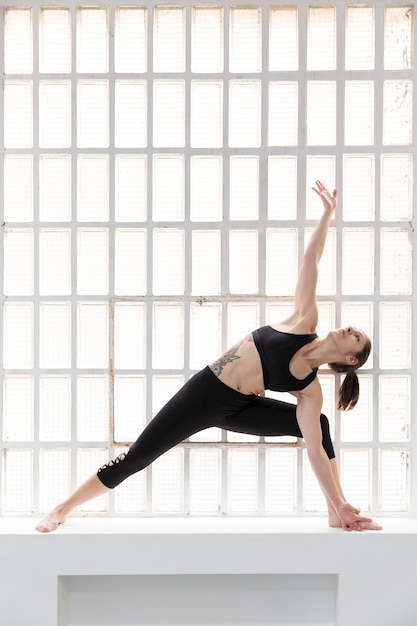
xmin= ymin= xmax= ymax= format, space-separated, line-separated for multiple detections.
xmin=36 ymin=507 xmax=67 ymax=533
xmin=328 ymin=513 xmax=382 ymax=531
xmin=328 ymin=511 xmax=342 ymax=528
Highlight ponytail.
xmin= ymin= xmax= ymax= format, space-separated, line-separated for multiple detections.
xmin=336 ymin=369 xmax=359 ymax=411
xmin=328 ymin=334 xmax=371 ymax=411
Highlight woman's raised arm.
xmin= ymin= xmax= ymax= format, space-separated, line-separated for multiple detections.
xmin=293 ymin=181 xmax=337 ymax=327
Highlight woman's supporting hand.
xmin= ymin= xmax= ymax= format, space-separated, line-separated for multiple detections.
xmin=336 ymin=502 xmax=382 ymax=531
xmin=312 ymin=180 xmax=337 ymax=215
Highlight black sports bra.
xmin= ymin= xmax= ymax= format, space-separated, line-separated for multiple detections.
xmin=252 ymin=326 xmax=318 ymax=392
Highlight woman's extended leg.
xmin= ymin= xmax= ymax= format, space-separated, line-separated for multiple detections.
xmin=36 ymin=368 xmax=254 ymax=531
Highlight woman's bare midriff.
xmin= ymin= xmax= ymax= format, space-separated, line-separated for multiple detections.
xmin=209 ymin=334 xmax=265 ymax=395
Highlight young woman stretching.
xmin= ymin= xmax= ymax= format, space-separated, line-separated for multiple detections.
xmin=37 ymin=181 xmax=382 ymax=533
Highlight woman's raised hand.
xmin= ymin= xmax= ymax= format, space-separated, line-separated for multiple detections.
xmin=312 ymin=180 xmax=337 ymax=215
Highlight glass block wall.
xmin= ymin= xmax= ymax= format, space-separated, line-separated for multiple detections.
xmin=0 ymin=2 xmax=415 ymax=517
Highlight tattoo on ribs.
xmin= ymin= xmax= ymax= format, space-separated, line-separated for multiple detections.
xmin=210 ymin=341 xmax=242 ymax=377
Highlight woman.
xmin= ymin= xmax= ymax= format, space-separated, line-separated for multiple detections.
xmin=37 ymin=181 xmax=382 ymax=533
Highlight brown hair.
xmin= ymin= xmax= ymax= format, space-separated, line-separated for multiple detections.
xmin=328 ymin=337 xmax=372 ymax=411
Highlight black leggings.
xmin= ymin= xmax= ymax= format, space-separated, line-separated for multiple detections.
xmin=97 ymin=366 xmax=335 ymax=489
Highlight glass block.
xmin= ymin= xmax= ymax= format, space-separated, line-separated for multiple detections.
xmin=265 ymin=449 xmax=297 ymax=513
xmin=189 ymin=425 xmax=222 ymax=444
xmin=269 ymin=6 xmax=298 ymax=71
xmin=305 ymin=227 xmax=337 ymax=295
xmin=341 ymin=375 xmax=372 ymax=442
xmin=266 ymin=228 xmax=297 ymax=296
xmin=152 ymin=448 xmax=184 ymax=513
xmin=77 ymin=302 xmax=109 ymax=369
xmin=3 ymin=375 xmax=34 ymax=441
xmin=341 ymin=302 xmax=373 ymax=369
xmin=115 ymin=155 xmax=147 ymax=222
xmin=3 ymin=449 xmax=33 ymax=513
xmin=3 ymin=302 xmax=34 ymax=370
xmin=39 ymin=81 xmax=71 ymax=148
xmin=379 ymin=376 xmax=411 ymax=442
xmin=380 ymin=229 xmax=412 ymax=295
xmin=4 ymin=8 xmax=33 ymax=74
xmin=230 ymin=156 xmax=259 ymax=220
xmin=39 ymin=229 xmax=71 ymax=295
xmin=342 ymin=155 xmax=375 ymax=221
xmin=190 ymin=448 xmax=221 ymax=513
xmin=152 ymin=155 xmax=185 ymax=221
xmin=227 ymin=302 xmax=260 ymax=347
xmin=383 ymin=81 xmax=412 ymax=145
xmin=114 ymin=450 xmax=147 ymax=513
xmin=191 ymin=231 xmax=221 ymax=296
xmin=77 ymin=448 xmax=109 ymax=512
xmin=379 ymin=449 xmax=409 ymax=512
xmin=114 ymin=302 xmax=146 ymax=370
xmin=190 ymin=156 xmax=223 ymax=222
xmin=115 ymin=230 xmax=147 ymax=296
xmin=342 ymin=228 xmax=374 ymax=295
xmin=4 ymin=81 xmax=33 ymax=148
xmin=40 ymin=154 xmax=71 ymax=222
xmin=268 ymin=81 xmax=298 ymax=146
xmin=380 ymin=154 xmax=413 ymax=221
xmin=77 ymin=7 xmax=108 ymax=73
xmin=341 ymin=449 xmax=371 ymax=512
xmin=4 ymin=155 xmax=33 ymax=222
xmin=40 ymin=302 xmax=71 ymax=369
xmin=268 ymin=156 xmax=297 ymax=220
xmin=230 ymin=6 xmax=261 ymax=73
xmin=190 ymin=302 xmax=222 ymax=370
xmin=114 ymin=376 xmax=146 ymax=443
xmin=152 ymin=229 xmax=185 ymax=296
xmin=379 ymin=302 xmax=411 ymax=370
xmin=227 ymin=431 xmax=259 ymax=443
xmin=229 ymin=80 xmax=261 ymax=148
xmin=153 ymin=80 xmax=185 ymax=147
xmin=115 ymin=7 xmax=147 ymax=73
xmin=152 ymin=303 xmax=184 ymax=370
xmin=384 ymin=6 xmax=413 ymax=70
xmin=152 ymin=375 xmax=184 ymax=417
xmin=305 ymin=156 xmax=336 ymax=220
xmin=302 ymin=450 xmax=327 ymax=512
xmin=345 ymin=6 xmax=374 ymax=70
xmin=77 ymin=229 xmax=109 ymax=295
xmin=345 ymin=81 xmax=374 ymax=146
xmin=39 ymin=449 xmax=70 ymax=513
xmin=317 ymin=303 xmax=336 ymax=341
xmin=77 ymin=376 xmax=109 ymax=442
xmin=191 ymin=6 xmax=223 ymax=73
xmin=266 ymin=302 xmax=295 ymax=326
xmin=306 ymin=82 xmax=336 ymax=146
xmin=229 ymin=230 xmax=258 ymax=295
xmin=228 ymin=448 xmax=258 ymax=513
xmin=77 ymin=155 xmax=109 ymax=222
xmin=39 ymin=375 xmax=71 ymax=441
xmin=307 ymin=7 xmax=336 ymax=70
xmin=115 ymin=80 xmax=147 ymax=148
xmin=77 ymin=80 xmax=109 ymax=148
xmin=40 ymin=7 xmax=71 ymax=73
xmin=3 ymin=229 xmax=34 ymax=295
xmin=153 ymin=6 xmax=185 ymax=73
xmin=190 ymin=81 xmax=223 ymax=148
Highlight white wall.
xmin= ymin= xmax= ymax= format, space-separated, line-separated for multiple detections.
xmin=1 ymin=517 xmax=416 ymax=626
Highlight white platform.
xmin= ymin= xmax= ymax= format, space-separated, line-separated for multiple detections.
xmin=1 ymin=517 xmax=416 ymax=626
